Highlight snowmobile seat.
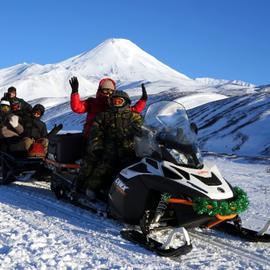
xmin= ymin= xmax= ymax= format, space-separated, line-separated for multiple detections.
xmin=0 ymin=137 xmax=28 ymax=158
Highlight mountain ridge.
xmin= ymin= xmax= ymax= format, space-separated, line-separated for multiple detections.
xmin=0 ymin=38 xmax=261 ymax=100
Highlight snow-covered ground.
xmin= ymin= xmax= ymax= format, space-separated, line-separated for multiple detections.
xmin=0 ymin=97 xmax=269 ymax=269
xmin=0 ymin=156 xmax=269 ymax=269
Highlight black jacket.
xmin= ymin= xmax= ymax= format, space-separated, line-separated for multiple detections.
xmin=7 ymin=97 xmax=32 ymax=121
xmin=23 ymin=117 xmax=48 ymax=139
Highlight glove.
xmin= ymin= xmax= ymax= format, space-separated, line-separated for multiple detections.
xmin=141 ymin=83 xmax=148 ymax=100
xmin=69 ymin=76 xmax=79 ymax=94
xmin=9 ymin=115 xmax=19 ymax=128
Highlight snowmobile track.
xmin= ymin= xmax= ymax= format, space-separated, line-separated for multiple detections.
xmin=6 ymin=183 xmax=114 ymax=229
xmin=2 ymin=182 xmax=270 ymax=266
xmin=0 ymin=185 xmax=158 ymax=269
xmin=189 ymin=231 xmax=270 ymax=267
xmin=1 ymin=185 xmax=133 ymax=251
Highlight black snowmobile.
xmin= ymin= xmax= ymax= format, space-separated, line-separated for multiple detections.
xmin=49 ymin=101 xmax=270 ymax=257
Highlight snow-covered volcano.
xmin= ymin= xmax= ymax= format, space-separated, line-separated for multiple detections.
xmin=58 ymin=38 xmax=191 ymax=82
xmin=0 ymin=38 xmax=259 ymax=100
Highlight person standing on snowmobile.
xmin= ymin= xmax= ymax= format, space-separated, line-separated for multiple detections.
xmin=69 ymin=76 xmax=147 ymax=139
xmin=22 ymin=104 xmax=49 ymax=157
xmin=0 ymin=99 xmax=24 ymax=152
xmin=80 ymin=90 xmax=143 ymax=199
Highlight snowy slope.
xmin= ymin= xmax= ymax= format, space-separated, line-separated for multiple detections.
xmin=38 ymin=90 xmax=269 ymax=157
xmin=0 ymin=38 xmax=259 ymax=101
xmin=174 ymin=93 xmax=227 ymax=110
xmin=195 ymin=77 xmax=258 ymax=96
xmin=188 ymin=92 xmax=270 ymax=156
xmin=0 ymin=156 xmax=269 ymax=269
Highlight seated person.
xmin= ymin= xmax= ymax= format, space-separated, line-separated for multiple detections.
xmin=78 ymin=90 xmax=143 ymax=200
xmin=23 ymin=104 xmax=48 ymax=157
xmin=3 ymin=86 xmax=32 ymax=122
xmin=0 ymin=99 xmax=24 ymax=152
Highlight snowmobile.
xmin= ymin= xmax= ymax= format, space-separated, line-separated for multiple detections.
xmin=48 ymin=101 xmax=270 ymax=257
xmin=0 ymin=124 xmax=63 ymax=185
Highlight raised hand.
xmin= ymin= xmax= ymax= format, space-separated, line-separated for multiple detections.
xmin=69 ymin=77 xmax=79 ymax=94
xmin=141 ymin=83 xmax=148 ymax=100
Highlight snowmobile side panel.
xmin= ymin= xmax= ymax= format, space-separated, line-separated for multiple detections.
xmin=108 ymin=172 xmax=208 ymax=224
xmin=48 ymin=133 xmax=84 ymax=163
xmin=109 ymin=174 xmax=151 ymax=223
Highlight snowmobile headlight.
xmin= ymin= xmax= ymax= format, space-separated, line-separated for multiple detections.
xmin=168 ymin=149 xmax=188 ymax=165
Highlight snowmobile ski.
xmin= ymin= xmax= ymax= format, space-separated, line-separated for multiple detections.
xmin=121 ymin=228 xmax=192 ymax=257
xmin=214 ymin=219 xmax=270 ymax=242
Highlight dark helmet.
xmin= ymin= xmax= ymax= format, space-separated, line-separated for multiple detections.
xmin=7 ymin=86 xmax=17 ymax=94
xmin=110 ymin=90 xmax=131 ymax=108
xmin=32 ymin=104 xmax=45 ymax=116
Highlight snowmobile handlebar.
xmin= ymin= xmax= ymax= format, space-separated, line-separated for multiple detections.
xmin=48 ymin=124 xmax=63 ymax=139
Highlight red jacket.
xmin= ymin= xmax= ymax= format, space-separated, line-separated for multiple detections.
xmin=71 ymin=91 xmax=146 ymax=138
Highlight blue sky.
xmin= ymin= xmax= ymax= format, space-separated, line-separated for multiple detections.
xmin=0 ymin=0 xmax=269 ymax=85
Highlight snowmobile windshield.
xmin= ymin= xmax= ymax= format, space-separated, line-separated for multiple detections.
xmin=135 ymin=101 xmax=203 ymax=168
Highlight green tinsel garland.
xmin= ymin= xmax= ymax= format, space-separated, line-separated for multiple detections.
xmin=192 ymin=186 xmax=249 ymax=216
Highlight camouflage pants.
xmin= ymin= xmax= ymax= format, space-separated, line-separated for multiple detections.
xmin=75 ymin=154 xmax=97 ymax=191
xmin=85 ymin=160 xmax=115 ymax=191
xmin=82 ymin=147 xmax=137 ymax=192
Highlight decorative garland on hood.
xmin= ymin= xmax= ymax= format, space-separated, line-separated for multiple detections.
xmin=192 ymin=187 xmax=249 ymax=216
